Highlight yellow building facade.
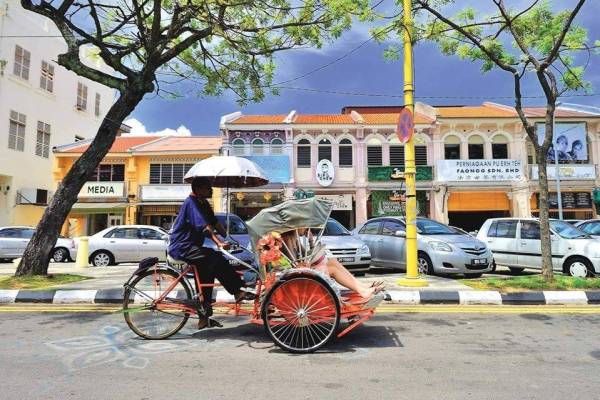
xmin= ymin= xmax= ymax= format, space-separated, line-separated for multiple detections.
xmin=53 ymin=135 xmax=223 ymax=237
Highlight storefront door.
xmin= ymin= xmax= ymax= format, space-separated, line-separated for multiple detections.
xmin=448 ymin=191 xmax=511 ymax=232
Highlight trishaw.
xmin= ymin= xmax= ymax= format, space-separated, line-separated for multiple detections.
xmin=122 ymin=157 xmax=384 ymax=353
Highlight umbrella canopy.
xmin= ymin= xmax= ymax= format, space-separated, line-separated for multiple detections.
xmin=246 ymin=198 xmax=333 ymax=251
xmin=183 ymin=156 xmax=269 ymax=188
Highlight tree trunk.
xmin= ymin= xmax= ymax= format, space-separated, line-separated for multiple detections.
xmin=15 ymin=90 xmax=145 ymax=276
xmin=536 ymin=152 xmax=555 ymax=281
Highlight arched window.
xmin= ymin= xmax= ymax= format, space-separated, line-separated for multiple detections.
xmin=318 ymin=138 xmax=332 ymax=161
xmin=232 ymin=138 xmax=245 ymax=156
xmin=297 ymin=139 xmax=311 ymax=167
xmin=444 ymin=135 xmax=461 ymax=159
xmin=491 ymin=135 xmax=509 ymax=159
xmin=339 ymin=138 xmax=353 ymax=167
xmin=367 ymin=137 xmax=383 ymax=166
xmin=251 ymin=138 xmax=264 ymax=155
xmin=389 ymin=137 xmax=404 ymax=166
xmin=468 ymin=135 xmax=484 ymax=159
xmin=270 ymin=138 xmax=284 ymax=155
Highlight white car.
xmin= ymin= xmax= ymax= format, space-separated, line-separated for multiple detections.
xmin=478 ymin=218 xmax=600 ymax=277
xmin=574 ymin=220 xmax=600 ymax=239
xmin=86 ymin=225 xmax=168 ymax=266
xmin=0 ymin=226 xmax=76 ymax=262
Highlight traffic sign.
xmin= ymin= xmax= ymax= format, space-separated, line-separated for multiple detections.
xmin=396 ymin=107 xmax=414 ymax=143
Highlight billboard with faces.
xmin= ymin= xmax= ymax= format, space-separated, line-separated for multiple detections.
xmin=536 ymin=122 xmax=587 ymax=162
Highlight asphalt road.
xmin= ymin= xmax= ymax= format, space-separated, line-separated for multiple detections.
xmin=1 ymin=307 xmax=600 ymax=399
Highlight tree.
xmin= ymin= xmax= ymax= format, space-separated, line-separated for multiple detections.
xmin=16 ymin=0 xmax=372 ymax=276
xmin=376 ymin=0 xmax=594 ymax=281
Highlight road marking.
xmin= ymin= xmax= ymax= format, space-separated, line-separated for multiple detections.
xmin=2 ymin=304 xmax=600 ymax=314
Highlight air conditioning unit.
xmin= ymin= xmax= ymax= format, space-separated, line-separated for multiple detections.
xmin=16 ymin=188 xmax=49 ymax=205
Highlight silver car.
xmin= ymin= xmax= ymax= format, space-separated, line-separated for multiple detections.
xmin=354 ymin=217 xmax=493 ymax=277
xmin=317 ymin=219 xmax=371 ymax=275
xmin=86 ymin=225 xmax=168 ymax=266
xmin=0 ymin=226 xmax=76 ymax=263
xmin=479 ymin=218 xmax=600 ymax=277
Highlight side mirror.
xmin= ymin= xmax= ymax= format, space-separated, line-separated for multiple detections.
xmin=395 ymin=230 xmax=406 ymax=237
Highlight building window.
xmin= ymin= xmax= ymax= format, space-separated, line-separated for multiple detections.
xmin=36 ymin=121 xmax=51 ymax=158
xmin=8 ymin=111 xmax=26 ymax=152
xmin=40 ymin=61 xmax=54 ymax=92
xmin=367 ymin=138 xmax=383 ymax=166
xmin=468 ymin=135 xmax=484 ymax=159
xmin=77 ymin=82 xmax=88 ymax=111
xmin=444 ymin=135 xmax=461 ymax=159
xmin=251 ymin=138 xmax=264 ymax=155
xmin=90 ymin=164 xmax=125 ymax=182
xmin=232 ymin=138 xmax=245 ymax=156
xmin=149 ymin=163 xmax=195 ymax=184
xmin=271 ymin=138 xmax=284 ymax=155
xmin=339 ymin=138 xmax=353 ymax=167
xmin=318 ymin=138 xmax=332 ymax=162
xmin=13 ymin=45 xmax=30 ymax=80
xmin=95 ymin=93 xmax=101 ymax=117
xmin=389 ymin=138 xmax=404 ymax=166
xmin=492 ymin=135 xmax=509 ymax=159
xmin=297 ymin=139 xmax=311 ymax=167
xmin=415 ymin=145 xmax=428 ymax=165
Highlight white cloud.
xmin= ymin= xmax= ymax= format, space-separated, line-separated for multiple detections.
xmin=123 ymin=118 xmax=192 ymax=136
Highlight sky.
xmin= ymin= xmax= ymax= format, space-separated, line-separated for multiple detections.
xmin=125 ymin=1 xmax=600 ymax=136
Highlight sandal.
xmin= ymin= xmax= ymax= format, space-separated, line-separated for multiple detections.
xmin=234 ymin=290 xmax=256 ymax=303
xmin=198 ymin=317 xmax=223 ymax=330
xmin=370 ymin=281 xmax=385 ymax=288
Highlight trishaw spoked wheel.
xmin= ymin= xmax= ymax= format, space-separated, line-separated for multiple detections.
xmin=261 ymin=275 xmax=340 ymax=353
xmin=123 ymin=269 xmax=192 ymax=339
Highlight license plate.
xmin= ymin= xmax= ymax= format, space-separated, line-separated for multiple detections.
xmin=337 ymin=257 xmax=355 ymax=263
xmin=228 ymin=259 xmax=240 ymax=266
xmin=472 ymin=258 xmax=487 ymax=265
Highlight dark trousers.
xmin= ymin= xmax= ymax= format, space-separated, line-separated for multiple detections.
xmin=181 ymin=247 xmax=243 ymax=306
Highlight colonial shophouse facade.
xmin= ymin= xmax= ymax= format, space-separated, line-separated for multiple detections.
xmin=221 ymin=102 xmax=600 ymax=231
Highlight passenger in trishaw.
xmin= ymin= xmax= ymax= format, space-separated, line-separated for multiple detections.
xmin=167 ymin=177 xmax=254 ymax=329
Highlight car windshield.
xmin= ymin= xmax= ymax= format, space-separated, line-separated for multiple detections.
xmin=416 ymin=219 xmax=458 ymax=235
xmin=324 ymin=219 xmax=351 ymax=236
xmin=550 ymin=220 xmax=588 ymax=239
xmin=216 ymin=215 xmax=248 ymax=234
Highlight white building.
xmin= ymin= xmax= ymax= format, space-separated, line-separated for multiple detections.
xmin=0 ymin=0 xmax=115 ymax=226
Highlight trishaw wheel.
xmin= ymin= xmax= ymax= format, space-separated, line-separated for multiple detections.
xmin=261 ymin=275 xmax=340 ymax=353
xmin=123 ymin=268 xmax=192 ymax=340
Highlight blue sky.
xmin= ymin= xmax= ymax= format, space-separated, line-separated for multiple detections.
xmin=126 ymin=1 xmax=600 ymax=136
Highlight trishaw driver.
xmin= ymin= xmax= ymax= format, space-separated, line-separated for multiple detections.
xmin=168 ymin=177 xmax=254 ymax=329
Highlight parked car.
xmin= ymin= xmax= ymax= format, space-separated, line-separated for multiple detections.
xmin=354 ymin=217 xmax=493 ymax=277
xmin=86 ymin=225 xmax=169 ymax=266
xmin=574 ymin=220 xmax=600 ymax=239
xmin=564 ymin=219 xmax=583 ymax=225
xmin=478 ymin=218 xmax=600 ymax=277
xmin=0 ymin=226 xmax=75 ymax=262
xmin=316 ymin=218 xmax=371 ymax=275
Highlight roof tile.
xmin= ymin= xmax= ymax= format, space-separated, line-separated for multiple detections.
xmin=132 ymin=136 xmax=222 ymax=152
xmin=63 ymin=136 xmax=160 ymax=153
xmin=230 ymin=115 xmax=287 ymax=124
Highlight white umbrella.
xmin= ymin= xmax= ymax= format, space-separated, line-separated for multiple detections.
xmin=184 ymin=156 xmax=269 ymax=188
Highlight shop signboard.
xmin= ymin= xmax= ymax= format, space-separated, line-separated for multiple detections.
xmin=140 ymin=185 xmax=190 ymax=201
xmin=315 ymin=194 xmax=353 ymax=210
xmin=371 ymin=191 xmax=428 ymax=217
xmin=79 ymin=182 xmax=125 ymax=198
xmin=530 ymin=164 xmax=595 ymax=180
xmin=243 ymin=155 xmax=291 ymax=183
xmin=316 ymin=159 xmax=335 ymax=187
xmin=436 ymin=159 xmax=524 ymax=182
xmin=536 ymin=122 xmax=588 ymax=162
xmin=368 ymin=166 xmax=433 ymax=182
xmin=545 ymin=192 xmax=592 ymax=209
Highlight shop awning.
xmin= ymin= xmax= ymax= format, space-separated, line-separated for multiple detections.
xmin=71 ymin=203 xmax=127 ymax=214
xmin=448 ymin=191 xmax=510 ymax=212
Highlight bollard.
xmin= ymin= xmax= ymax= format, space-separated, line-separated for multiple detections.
xmin=75 ymin=237 xmax=89 ymax=268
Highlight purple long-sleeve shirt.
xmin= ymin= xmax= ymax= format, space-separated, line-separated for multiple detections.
xmin=168 ymin=194 xmax=217 ymax=259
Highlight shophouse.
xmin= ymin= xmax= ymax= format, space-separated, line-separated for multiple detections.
xmin=53 ymin=135 xmax=222 ymax=236
xmin=221 ymin=102 xmax=600 ymax=231
xmin=0 ymin=0 xmax=115 ymax=226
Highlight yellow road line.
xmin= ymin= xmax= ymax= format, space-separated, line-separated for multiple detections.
xmin=1 ymin=304 xmax=599 ymax=314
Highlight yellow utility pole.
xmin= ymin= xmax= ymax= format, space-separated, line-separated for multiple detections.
xmin=397 ymin=0 xmax=428 ymax=287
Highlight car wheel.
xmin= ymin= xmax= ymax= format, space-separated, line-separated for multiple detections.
xmin=564 ymin=257 xmax=592 ymax=278
xmin=51 ymin=248 xmax=69 ymax=263
xmin=91 ymin=251 xmax=113 ymax=267
xmin=417 ymin=252 xmax=434 ymax=275
xmin=509 ymin=267 xmax=525 ymax=274
xmin=465 ymin=273 xmax=483 ymax=278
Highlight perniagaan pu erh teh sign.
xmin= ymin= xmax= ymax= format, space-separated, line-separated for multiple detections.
xmin=436 ymin=159 xmax=524 ymax=182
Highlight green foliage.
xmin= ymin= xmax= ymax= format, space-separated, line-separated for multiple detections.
xmin=461 ymin=275 xmax=600 ymax=292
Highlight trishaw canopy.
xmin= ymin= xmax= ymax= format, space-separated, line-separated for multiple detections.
xmin=246 ymin=197 xmax=333 ymax=251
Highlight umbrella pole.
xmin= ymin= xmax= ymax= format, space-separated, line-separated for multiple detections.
xmin=226 ymin=178 xmax=230 ymax=238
